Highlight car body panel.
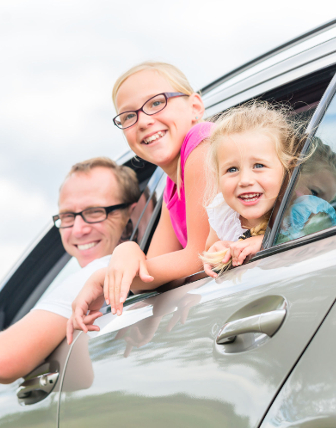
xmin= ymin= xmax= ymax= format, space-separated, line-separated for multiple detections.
xmin=261 ymin=299 xmax=336 ymax=428
xmin=58 ymin=235 xmax=336 ymax=428
xmin=203 ymin=23 xmax=336 ymax=114
xmin=0 ymin=337 xmax=72 ymax=428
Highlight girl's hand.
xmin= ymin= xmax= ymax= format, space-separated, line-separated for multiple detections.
xmin=66 ymin=268 xmax=107 ymax=345
xmin=203 ymin=240 xmax=233 ymax=278
xmin=226 ymin=235 xmax=264 ymax=267
xmin=104 ymin=242 xmax=154 ymax=316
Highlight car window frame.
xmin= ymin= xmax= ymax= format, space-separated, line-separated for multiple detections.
xmin=258 ymin=70 xmax=336 ymax=256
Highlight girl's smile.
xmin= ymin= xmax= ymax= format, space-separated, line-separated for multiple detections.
xmin=218 ymin=130 xmax=284 ymax=228
xmin=238 ymin=192 xmax=262 ymax=205
xmin=115 ymin=69 xmax=202 ymax=179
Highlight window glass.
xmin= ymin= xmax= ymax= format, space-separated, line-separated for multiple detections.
xmin=275 ymin=93 xmax=336 ymax=244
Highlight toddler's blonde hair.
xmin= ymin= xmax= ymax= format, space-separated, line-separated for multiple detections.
xmin=112 ymin=61 xmax=197 ymax=197
xmin=201 ymin=100 xmax=308 ymax=274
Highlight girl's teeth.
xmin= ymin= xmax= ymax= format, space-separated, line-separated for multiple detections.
xmin=143 ymin=131 xmax=165 ymax=144
xmin=78 ymin=242 xmax=97 ymax=250
xmin=240 ymin=193 xmax=260 ymax=201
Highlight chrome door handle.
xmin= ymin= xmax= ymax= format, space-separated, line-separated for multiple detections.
xmin=16 ymin=371 xmax=59 ymax=403
xmin=216 ymin=309 xmax=286 ymax=344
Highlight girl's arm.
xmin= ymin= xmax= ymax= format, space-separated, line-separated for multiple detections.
xmin=108 ymin=141 xmax=210 ymax=304
xmin=127 ymin=141 xmax=210 ymax=290
xmin=68 ymin=141 xmax=210 ymax=335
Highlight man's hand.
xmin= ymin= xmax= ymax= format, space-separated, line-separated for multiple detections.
xmin=66 ymin=268 xmax=106 ymax=344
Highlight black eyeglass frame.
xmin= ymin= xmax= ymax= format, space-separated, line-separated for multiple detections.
xmin=113 ymin=92 xmax=188 ymax=129
xmin=52 ymin=203 xmax=131 ymax=229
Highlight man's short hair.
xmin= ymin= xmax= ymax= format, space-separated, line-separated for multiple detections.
xmin=65 ymin=157 xmax=141 ymax=205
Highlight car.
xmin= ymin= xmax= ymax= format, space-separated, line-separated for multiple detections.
xmin=1 ymin=18 xmax=336 ymax=428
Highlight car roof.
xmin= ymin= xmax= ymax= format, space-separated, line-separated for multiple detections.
xmin=202 ymin=19 xmax=336 ymax=116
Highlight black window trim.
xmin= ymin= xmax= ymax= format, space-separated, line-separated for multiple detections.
xmin=262 ymin=70 xmax=336 ymax=251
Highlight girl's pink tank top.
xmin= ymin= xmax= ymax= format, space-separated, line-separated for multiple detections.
xmin=163 ymin=122 xmax=214 ymax=248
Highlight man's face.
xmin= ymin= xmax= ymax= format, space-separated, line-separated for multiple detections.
xmin=59 ymin=167 xmax=129 ymax=267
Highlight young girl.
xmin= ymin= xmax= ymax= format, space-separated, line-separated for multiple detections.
xmin=67 ymin=62 xmax=213 ymax=342
xmin=201 ymin=102 xmax=305 ymax=278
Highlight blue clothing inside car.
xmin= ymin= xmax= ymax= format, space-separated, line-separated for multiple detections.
xmin=281 ymin=195 xmax=336 ymax=240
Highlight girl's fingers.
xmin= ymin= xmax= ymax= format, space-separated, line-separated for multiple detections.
xmin=237 ymin=247 xmax=251 ymax=265
xmin=221 ymin=248 xmax=231 ymax=264
xmin=112 ymin=271 xmax=123 ymax=315
xmin=109 ymin=272 xmax=117 ymax=315
xmin=204 ymin=263 xmax=217 ymax=278
xmin=103 ymin=274 xmax=110 ymax=305
xmin=119 ymin=272 xmax=134 ymax=304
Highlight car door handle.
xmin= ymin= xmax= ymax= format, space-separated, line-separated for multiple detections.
xmin=216 ymin=309 xmax=286 ymax=344
xmin=16 ymin=371 xmax=59 ymax=403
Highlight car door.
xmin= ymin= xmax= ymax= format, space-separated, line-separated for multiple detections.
xmin=0 ymin=161 xmax=160 ymax=428
xmin=260 ymin=299 xmax=336 ymax=428
xmin=57 ymin=74 xmax=336 ymax=428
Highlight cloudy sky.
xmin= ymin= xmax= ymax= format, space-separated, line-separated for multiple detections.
xmin=1 ymin=0 xmax=335 ymax=281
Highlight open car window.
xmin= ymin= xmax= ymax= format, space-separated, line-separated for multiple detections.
xmin=274 ymin=81 xmax=336 ymax=245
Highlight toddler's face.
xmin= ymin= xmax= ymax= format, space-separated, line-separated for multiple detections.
xmin=218 ymin=130 xmax=284 ymax=228
xmin=294 ymin=169 xmax=336 ymax=202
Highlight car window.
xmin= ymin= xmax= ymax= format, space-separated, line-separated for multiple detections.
xmin=275 ymin=93 xmax=336 ymax=244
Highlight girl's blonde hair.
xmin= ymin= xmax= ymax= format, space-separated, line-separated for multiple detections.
xmin=112 ymin=61 xmax=194 ymax=109
xmin=112 ymin=61 xmax=197 ymax=197
xmin=201 ymin=100 xmax=308 ymax=274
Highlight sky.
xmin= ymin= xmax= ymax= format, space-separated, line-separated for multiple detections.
xmin=1 ymin=0 xmax=335 ymax=282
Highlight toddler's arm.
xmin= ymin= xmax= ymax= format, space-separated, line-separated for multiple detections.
xmin=227 ymin=235 xmax=264 ymax=267
xmin=201 ymin=235 xmax=264 ymax=278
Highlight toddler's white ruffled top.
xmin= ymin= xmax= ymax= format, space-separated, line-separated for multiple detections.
xmin=206 ymin=193 xmax=247 ymax=241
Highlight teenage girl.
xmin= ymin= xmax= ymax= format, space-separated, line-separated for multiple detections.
xmin=67 ymin=62 xmax=213 ymax=342
xmin=200 ymin=102 xmax=305 ymax=277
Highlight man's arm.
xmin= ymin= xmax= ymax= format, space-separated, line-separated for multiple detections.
xmin=0 ymin=310 xmax=68 ymax=384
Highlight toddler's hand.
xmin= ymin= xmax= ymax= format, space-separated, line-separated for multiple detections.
xmin=203 ymin=240 xmax=233 ymax=278
xmin=104 ymin=242 xmax=154 ymax=316
xmin=229 ymin=235 xmax=264 ymax=267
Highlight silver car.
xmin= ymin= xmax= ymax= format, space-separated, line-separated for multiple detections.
xmin=1 ymin=19 xmax=336 ymax=428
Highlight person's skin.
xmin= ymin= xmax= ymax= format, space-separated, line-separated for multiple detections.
xmin=203 ymin=130 xmax=285 ymax=278
xmin=294 ymin=169 xmax=336 ymax=202
xmin=66 ymin=69 xmax=211 ymax=342
xmin=59 ymin=168 xmax=131 ymax=267
xmin=0 ymin=167 xmax=133 ymax=384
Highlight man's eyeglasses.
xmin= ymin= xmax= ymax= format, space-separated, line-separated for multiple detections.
xmin=113 ymin=92 xmax=188 ymax=130
xmin=53 ymin=203 xmax=130 ymax=229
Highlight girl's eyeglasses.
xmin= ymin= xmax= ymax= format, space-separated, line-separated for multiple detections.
xmin=113 ymin=92 xmax=188 ymax=130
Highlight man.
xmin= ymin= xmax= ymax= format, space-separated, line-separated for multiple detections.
xmin=0 ymin=157 xmax=140 ymax=384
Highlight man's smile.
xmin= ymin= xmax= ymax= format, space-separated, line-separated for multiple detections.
xmin=76 ymin=241 xmax=100 ymax=251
